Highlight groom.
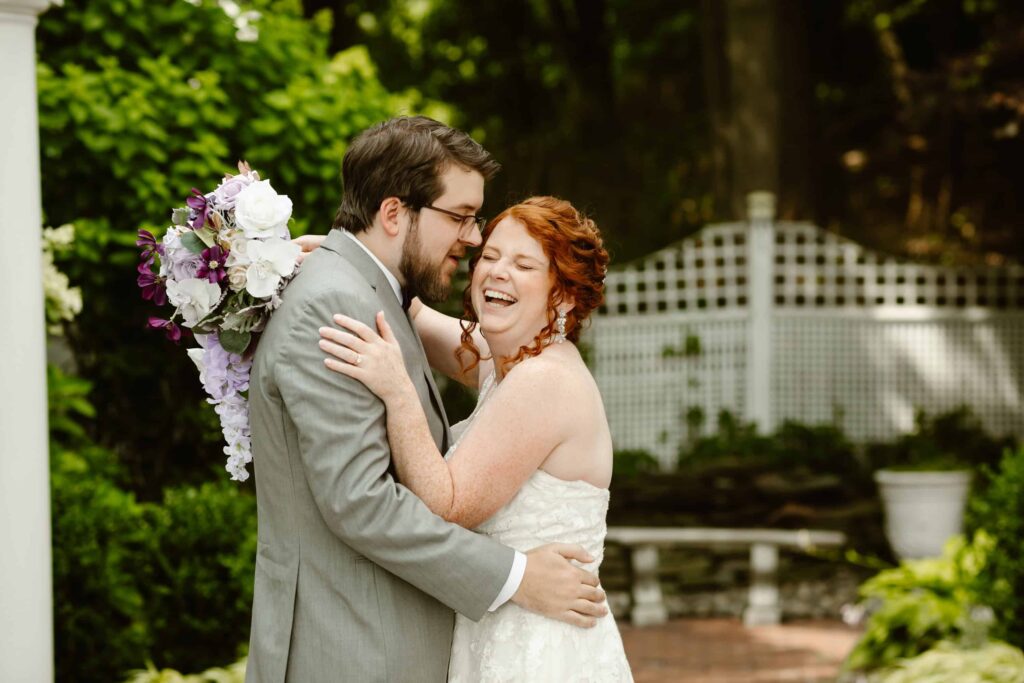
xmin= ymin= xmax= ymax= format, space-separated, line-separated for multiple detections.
xmin=246 ymin=117 xmax=607 ymax=682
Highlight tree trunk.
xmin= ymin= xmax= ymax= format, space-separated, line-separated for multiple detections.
xmin=701 ymin=0 xmax=813 ymax=221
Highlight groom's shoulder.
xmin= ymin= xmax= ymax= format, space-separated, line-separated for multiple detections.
xmin=279 ymin=248 xmax=373 ymax=311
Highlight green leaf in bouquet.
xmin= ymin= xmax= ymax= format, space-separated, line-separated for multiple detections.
xmin=222 ymin=308 xmax=260 ymax=333
xmin=195 ymin=226 xmax=217 ymax=248
xmin=219 ymin=329 xmax=251 ymax=355
xmin=171 ymin=207 xmax=189 ymax=226
xmin=180 ymin=230 xmax=206 ymax=254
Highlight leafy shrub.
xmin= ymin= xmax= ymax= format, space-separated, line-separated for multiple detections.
xmin=125 ymin=659 xmax=247 ymax=683
xmin=679 ymin=410 xmax=773 ymax=467
xmin=677 ymin=411 xmax=868 ymax=487
xmin=144 ymin=482 xmax=256 ymax=673
xmin=967 ymin=446 xmax=1024 ymax=649
xmin=49 ymin=368 xmax=257 ymax=681
xmin=53 ymin=461 xmax=257 ymax=682
xmin=866 ymin=407 xmax=1016 ymax=472
xmin=874 ymin=640 xmax=1024 ymax=683
xmin=52 ymin=443 xmax=155 ymax=683
xmin=844 ymin=533 xmax=995 ymax=673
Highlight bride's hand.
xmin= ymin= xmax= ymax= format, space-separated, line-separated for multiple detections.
xmin=319 ymin=312 xmax=412 ymax=402
xmin=293 ymin=233 xmax=326 ymax=264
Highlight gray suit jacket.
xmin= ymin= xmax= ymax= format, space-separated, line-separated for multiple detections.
xmin=246 ymin=229 xmax=515 ymax=683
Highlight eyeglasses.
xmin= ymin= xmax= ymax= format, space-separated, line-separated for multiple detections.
xmin=402 ymin=199 xmax=486 ymax=235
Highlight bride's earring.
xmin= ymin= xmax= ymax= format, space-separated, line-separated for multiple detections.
xmin=553 ymin=311 xmax=567 ymax=344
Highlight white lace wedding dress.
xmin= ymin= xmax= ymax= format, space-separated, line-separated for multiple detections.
xmin=446 ymin=372 xmax=634 ymax=682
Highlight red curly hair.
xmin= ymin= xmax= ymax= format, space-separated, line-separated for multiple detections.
xmin=456 ymin=196 xmax=610 ymax=376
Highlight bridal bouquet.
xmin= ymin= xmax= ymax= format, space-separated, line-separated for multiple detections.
xmin=137 ymin=161 xmax=301 ymax=481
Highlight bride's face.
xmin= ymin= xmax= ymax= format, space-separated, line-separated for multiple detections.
xmin=471 ymin=217 xmax=554 ymax=344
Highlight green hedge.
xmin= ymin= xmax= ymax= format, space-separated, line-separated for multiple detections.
xmin=50 ymin=367 xmax=256 ymax=682
xmin=53 ymin=446 xmax=257 ymax=682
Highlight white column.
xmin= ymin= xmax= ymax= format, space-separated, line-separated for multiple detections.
xmin=744 ymin=191 xmax=775 ymax=432
xmin=0 ymin=2 xmax=59 ymax=681
xmin=744 ymin=542 xmax=781 ymax=626
xmin=628 ymin=544 xmax=668 ymax=626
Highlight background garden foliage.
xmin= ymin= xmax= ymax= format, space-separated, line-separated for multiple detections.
xmin=38 ymin=0 xmax=1024 ymax=681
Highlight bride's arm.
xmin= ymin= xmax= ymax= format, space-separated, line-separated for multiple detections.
xmin=320 ymin=313 xmax=566 ymax=528
xmin=408 ymin=298 xmax=491 ymax=388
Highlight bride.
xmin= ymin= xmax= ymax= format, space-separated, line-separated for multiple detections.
xmin=318 ymin=196 xmax=633 ymax=682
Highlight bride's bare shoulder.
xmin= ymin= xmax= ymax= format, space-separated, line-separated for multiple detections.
xmin=501 ymin=348 xmax=591 ymax=399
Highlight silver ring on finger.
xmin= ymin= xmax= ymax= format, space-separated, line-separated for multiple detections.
xmin=354 ymin=353 xmax=362 ymax=365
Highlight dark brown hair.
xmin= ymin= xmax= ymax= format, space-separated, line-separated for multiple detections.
xmin=456 ymin=196 xmax=609 ymax=375
xmin=332 ymin=116 xmax=501 ymax=233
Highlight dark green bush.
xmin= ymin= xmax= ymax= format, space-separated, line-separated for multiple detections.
xmin=144 ymin=482 xmax=256 ymax=673
xmin=966 ymin=446 xmax=1024 ymax=649
xmin=677 ymin=411 xmax=867 ymax=486
xmin=49 ymin=367 xmax=257 ymax=681
xmin=52 ymin=443 xmax=155 ymax=683
xmin=613 ymin=449 xmax=660 ymax=478
xmin=867 ymin=407 xmax=1016 ymax=472
xmin=678 ymin=410 xmax=774 ymax=467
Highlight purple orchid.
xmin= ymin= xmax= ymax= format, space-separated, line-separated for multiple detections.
xmin=186 ymin=188 xmax=212 ymax=229
xmin=137 ymin=262 xmax=168 ymax=306
xmin=148 ymin=316 xmax=181 ymax=343
xmin=136 ymin=229 xmax=163 ymax=261
xmin=197 ymin=245 xmax=228 ymax=284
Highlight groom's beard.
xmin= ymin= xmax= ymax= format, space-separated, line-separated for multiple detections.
xmin=399 ymin=218 xmax=451 ymax=304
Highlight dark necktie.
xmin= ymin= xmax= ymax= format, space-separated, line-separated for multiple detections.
xmin=401 ymin=288 xmax=414 ymax=312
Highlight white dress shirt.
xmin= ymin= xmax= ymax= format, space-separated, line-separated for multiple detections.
xmin=342 ymin=231 xmax=526 ymax=611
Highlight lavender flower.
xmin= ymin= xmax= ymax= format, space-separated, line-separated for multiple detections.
xmin=212 ymin=172 xmax=254 ymax=210
xmin=193 ymin=334 xmax=251 ymax=400
xmin=160 ymin=228 xmax=206 ymax=283
xmin=214 ymin=395 xmax=252 ymax=481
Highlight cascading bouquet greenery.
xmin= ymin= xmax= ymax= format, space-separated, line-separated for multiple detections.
xmin=137 ymin=161 xmax=300 ymax=480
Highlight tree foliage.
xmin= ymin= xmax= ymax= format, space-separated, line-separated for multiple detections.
xmin=312 ymin=0 xmax=1024 ymax=264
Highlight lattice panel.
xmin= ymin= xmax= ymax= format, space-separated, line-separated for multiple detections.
xmin=590 ymin=218 xmax=1024 ymax=466
xmin=600 ymin=224 xmax=749 ymax=317
xmin=586 ymin=314 xmax=747 ymax=468
xmin=772 ymin=222 xmax=1024 ymax=309
xmin=771 ymin=313 xmax=1024 ymax=441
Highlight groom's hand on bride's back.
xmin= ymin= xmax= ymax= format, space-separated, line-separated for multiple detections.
xmin=511 ymin=543 xmax=608 ymax=628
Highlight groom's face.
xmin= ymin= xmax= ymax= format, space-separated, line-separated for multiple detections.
xmin=399 ymin=165 xmax=485 ymax=303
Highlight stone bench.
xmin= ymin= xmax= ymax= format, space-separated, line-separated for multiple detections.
xmin=604 ymin=526 xmax=847 ymax=627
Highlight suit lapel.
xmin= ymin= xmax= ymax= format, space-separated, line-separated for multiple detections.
xmin=321 ymin=230 xmax=451 ymax=451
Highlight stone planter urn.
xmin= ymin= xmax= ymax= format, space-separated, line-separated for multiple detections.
xmin=874 ymin=469 xmax=972 ymax=559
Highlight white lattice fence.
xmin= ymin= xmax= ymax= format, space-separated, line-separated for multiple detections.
xmin=589 ymin=313 xmax=747 ymax=465
xmin=587 ymin=194 xmax=1024 ymax=469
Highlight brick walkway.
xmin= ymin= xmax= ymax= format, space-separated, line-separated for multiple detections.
xmin=620 ymin=618 xmax=861 ymax=682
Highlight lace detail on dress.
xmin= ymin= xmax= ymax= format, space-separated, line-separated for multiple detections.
xmin=446 ymin=372 xmax=633 ymax=683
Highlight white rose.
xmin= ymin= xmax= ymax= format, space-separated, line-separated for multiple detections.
xmin=233 ymin=180 xmax=293 ymax=239
xmin=245 ymin=239 xmax=301 ymax=299
xmin=227 ymin=265 xmax=248 ymax=292
xmin=166 ymin=277 xmax=222 ymax=328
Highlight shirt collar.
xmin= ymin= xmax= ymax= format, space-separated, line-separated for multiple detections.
xmin=343 ymin=230 xmax=402 ymax=304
